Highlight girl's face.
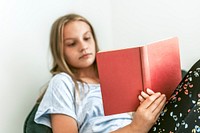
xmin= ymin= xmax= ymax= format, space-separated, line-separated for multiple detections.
xmin=63 ymin=21 xmax=96 ymax=70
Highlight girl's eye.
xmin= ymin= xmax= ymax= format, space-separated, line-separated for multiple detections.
xmin=68 ymin=43 xmax=76 ymax=46
xmin=84 ymin=37 xmax=91 ymax=41
xmin=65 ymin=42 xmax=76 ymax=47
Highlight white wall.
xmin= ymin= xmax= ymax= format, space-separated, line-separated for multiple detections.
xmin=1 ymin=0 xmax=200 ymax=133
xmin=110 ymin=0 xmax=200 ymax=70
xmin=0 ymin=0 xmax=112 ymax=133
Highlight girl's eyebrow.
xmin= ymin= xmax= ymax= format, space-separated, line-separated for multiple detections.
xmin=84 ymin=31 xmax=92 ymax=36
xmin=63 ymin=38 xmax=74 ymax=41
xmin=64 ymin=31 xmax=92 ymax=41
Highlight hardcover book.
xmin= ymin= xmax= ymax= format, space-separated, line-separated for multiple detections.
xmin=96 ymin=37 xmax=182 ymax=115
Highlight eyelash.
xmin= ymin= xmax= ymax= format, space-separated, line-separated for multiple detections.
xmin=84 ymin=37 xmax=91 ymax=41
xmin=64 ymin=37 xmax=91 ymax=47
xmin=67 ymin=43 xmax=75 ymax=47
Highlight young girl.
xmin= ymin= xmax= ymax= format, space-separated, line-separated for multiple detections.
xmin=34 ymin=13 xmax=200 ymax=133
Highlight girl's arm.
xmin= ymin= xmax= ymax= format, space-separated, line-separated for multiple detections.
xmin=50 ymin=88 xmax=166 ymax=133
xmin=51 ymin=114 xmax=78 ymax=133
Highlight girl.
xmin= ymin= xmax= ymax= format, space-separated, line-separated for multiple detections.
xmin=34 ymin=13 xmax=200 ymax=133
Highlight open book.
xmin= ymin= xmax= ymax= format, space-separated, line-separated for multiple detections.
xmin=96 ymin=37 xmax=182 ymax=116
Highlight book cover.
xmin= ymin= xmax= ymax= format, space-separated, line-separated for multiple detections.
xmin=96 ymin=37 xmax=182 ymax=116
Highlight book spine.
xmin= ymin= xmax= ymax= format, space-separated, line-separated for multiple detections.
xmin=140 ymin=46 xmax=151 ymax=91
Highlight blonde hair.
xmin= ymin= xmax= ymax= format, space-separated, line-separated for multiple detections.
xmin=37 ymin=13 xmax=99 ymax=103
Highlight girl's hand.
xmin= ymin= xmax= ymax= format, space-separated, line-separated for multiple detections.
xmin=130 ymin=91 xmax=166 ymax=133
xmin=138 ymin=88 xmax=155 ymax=103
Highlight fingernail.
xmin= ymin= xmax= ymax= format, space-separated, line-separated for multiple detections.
xmin=157 ymin=92 xmax=161 ymax=95
xmin=141 ymin=91 xmax=146 ymax=95
xmin=147 ymin=88 xmax=154 ymax=93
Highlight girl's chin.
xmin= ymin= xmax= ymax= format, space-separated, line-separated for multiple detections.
xmin=77 ymin=62 xmax=95 ymax=69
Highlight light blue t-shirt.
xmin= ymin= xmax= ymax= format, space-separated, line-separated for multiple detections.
xmin=34 ymin=73 xmax=132 ymax=133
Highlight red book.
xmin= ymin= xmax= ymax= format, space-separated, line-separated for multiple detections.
xmin=96 ymin=37 xmax=182 ymax=116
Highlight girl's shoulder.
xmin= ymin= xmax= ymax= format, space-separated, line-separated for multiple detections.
xmin=48 ymin=72 xmax=75 ymax=89
xmin=49 ymin=72 xmax=100 ymax=90
xmin=51 ymin=72 xmax=73 ymax=83
xmin=53 ymin=72 xmax=72 ymax=78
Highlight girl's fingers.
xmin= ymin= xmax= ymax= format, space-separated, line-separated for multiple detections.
xmin=138 ymin=90 xmax=154 ymax=104
xmin=155 ymin=100 xmax=166 ymax=120
xmin=139 ymin=92 xmax=161 ymax=109
xmin=148 ymin=94 xmax=166 ymax=113
xmin=138 ymin=95 xmax=145 ymax=103
xmin=140 ymin=88 xmax=155 ymax=101
xmin=153 ymin=94 xmax=166 ymax=115
xmin=146 ymin=88 xmax=155 ymax=95
xmin=141 ymin=91 xmax=150 ymax=99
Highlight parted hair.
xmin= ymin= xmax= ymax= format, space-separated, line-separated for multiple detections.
xmin=37 ymin=13 xmax=99 ymax=103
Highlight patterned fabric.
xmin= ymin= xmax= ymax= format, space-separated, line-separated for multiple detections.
xmin=149 ymin=59 xmax=200 ymax=133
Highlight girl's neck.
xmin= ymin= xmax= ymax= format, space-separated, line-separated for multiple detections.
xmin=75 ymin=66 xmax=99 ymax=84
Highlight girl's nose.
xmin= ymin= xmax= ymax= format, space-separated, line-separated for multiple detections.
xmin=80 ymin=41 xmax=88 ymax=52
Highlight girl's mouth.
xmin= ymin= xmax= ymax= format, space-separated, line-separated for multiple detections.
xmin=80 ymin=53 xmax=92 ymax=59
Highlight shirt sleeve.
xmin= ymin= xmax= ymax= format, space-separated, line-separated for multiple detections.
xmin=34 ymin=73 xmax=77 ymax=128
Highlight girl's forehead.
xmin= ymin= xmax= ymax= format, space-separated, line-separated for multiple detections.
xmin=64 ymin=21 xmax=90 ymax=30
xmin=63 ymin=21 xmax=91 ymax=37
